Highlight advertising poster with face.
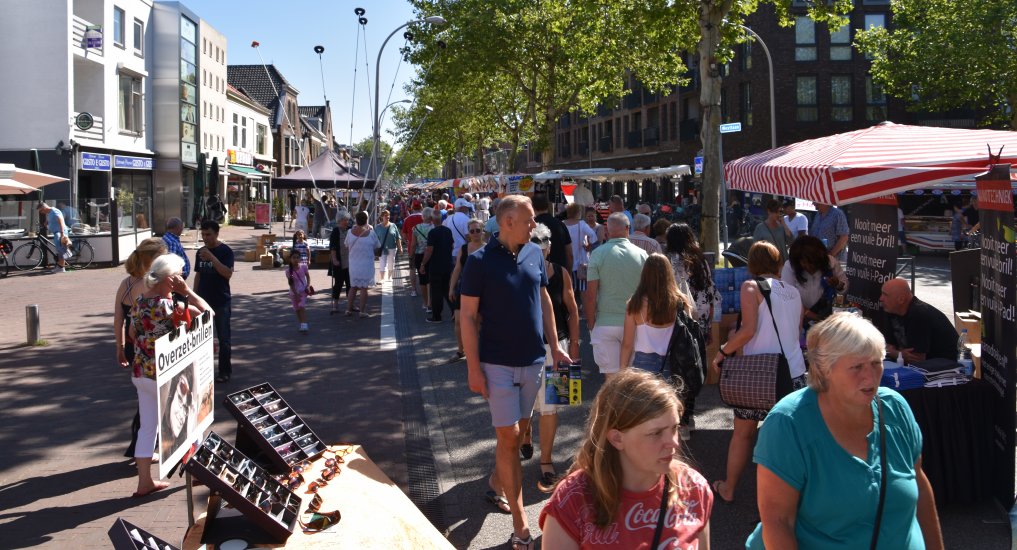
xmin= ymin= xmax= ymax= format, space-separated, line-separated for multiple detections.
xmin=975 ymin=164 xmax=1017 ymax=509
xmin=154 ymin=310 xmax=216 ymax=479
xmin=844 ymin=197 xmax=899 ymax=322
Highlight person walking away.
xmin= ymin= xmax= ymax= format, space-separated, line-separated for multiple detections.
xmin=782 ymin=199 xmax=809 ymax=241
xmin=374 ymin=209 xmax=401 ymax=283
xmin=447 ymin=219 xmax=486 ymax=359
xmin=747 ymin=313 xmax=942 ymax=549
xmin=629 ymin=213 xmax=663 ymax=255
xmin=608 ymin=195 xmax=634 ymax=234
xmin=328 ymin=212 xmax=352 ymax=314
xmin=584 ymin=213 xmax=648 ymax=380
xmin=162 ymin=217 xmax=190 ymax=280
xmin=114 ymin=238 xmax=167 ymax=459
xmin=128 ymin=254 xmax=209 ymax=498
xmin=809 ymin=203 xmax=850 ymax=263
xmin=444 ymin=199 xmax=473 ymax=261
xmin=664 ymin=223 xmax=719 ymax=438
xmin=285 ymin=247 xmax=312 ymax=332
xmin=194 ymin=220 xmax=235 ymax=383
xmin=950 ymin=203 xmax=965 ymax=250
xmin=420 ymin=209 xmax=454 ymax=323
xmin=37 ymin=202 xmax=70 ymax=273
xmin=459 ymin=195 xmax=572 ymax=549
xmin=402 ymin=201 xmax=425 ymax=296
xmin=410 ymin=207 xmax=435 ymax=313
xmin=344 ymin=211 xmax=381 ymax=317
xmin=532 ymin=192 xmax=573 ymax=271
xmin=710 ymin=241 xmax=806 ymax=504
xmin=563 ymin=203 xmax=598 ymax=294
xmin=752 ymin=199 xmax=792 ymax=263
xmin=539 ymin=369 xmax=713 ymax=549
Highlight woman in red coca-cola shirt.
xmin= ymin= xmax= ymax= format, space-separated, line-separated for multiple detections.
xmin=540 ymin=369 xmax=712 ymax=549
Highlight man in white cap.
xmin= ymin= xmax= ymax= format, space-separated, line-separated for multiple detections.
xmin=445 ymin=197 xmax=473 ymax=259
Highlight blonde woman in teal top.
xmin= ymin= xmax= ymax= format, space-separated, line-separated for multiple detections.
xmin=747 ymin=313 xmax=943 ymax=550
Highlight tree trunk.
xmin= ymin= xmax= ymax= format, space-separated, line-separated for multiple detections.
xmin=698 ymin=0 xmax=732 ymax=259
xmin=1009 ymin=92 xmax=1017 ymax=130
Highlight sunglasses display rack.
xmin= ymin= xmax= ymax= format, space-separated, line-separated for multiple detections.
xmin=224 ymin=383 xmax=328 ymax=474
xmin=108 ymin=518 xmax=180 ymax=550
xmin=184 ymin=432 xmax=301 ymax=542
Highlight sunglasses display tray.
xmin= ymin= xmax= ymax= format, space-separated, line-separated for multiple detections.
xmin=224 ymin=383 xmax=328 ymax=473
xmin=108 ymin=518 xmax=180 ymax=550
xmin=184 ymin=432 xmax=301 ymax=542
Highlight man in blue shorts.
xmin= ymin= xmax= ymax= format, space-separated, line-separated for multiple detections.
xmin=37 ymin=202 xmax=70 ymax=273
xmin=459 ymin=194 xmax=572 ymax=549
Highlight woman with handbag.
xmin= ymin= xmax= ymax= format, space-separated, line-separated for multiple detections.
xmin=285 ymin=247 xmax=313 ymax=332
xmin=747 ymin=313 xmax=942 ymax=549
xmin=710 ymin=241 xmax=806 ymax=504
xmin=374 ymin=209 xmax=402 ymax=283
xmin=344 ymin=211 xmax=381 ymax=318
xmin=539 ymin=369 xmax=712 ymax=549
xmin=781 ymin=236 xmax=847 ymax=326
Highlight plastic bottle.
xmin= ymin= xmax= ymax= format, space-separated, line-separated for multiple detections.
xmin=957 ymin=329 xmax=968 ymax=360
xmin=957 ymin=329 xmax=974 ymax=376
xmin=896 ymin=350 xmax=905 ymax=368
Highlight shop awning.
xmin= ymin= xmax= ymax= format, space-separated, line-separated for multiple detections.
xmin=725 ymin=122 xmax=1017 ymax=206
xmin=533 ymin=165 xmax=691 ymax=182
xmin=227 ymin=165 xmax=269 ymax=179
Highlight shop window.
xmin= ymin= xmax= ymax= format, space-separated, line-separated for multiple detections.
xmin=830 ymin=22 xmax=851 ymax=61
xmin=232 ymin=113 xmax=239 ymax=147
xmin=796 ymin=76 xmax=818 ymax=122
xmin=241 ymin=116 xmax=248 ymax=148
xmin=831 ymin=75 xmax=853 ymax=121
xmin=795 ymin=17 xmax=816 ymax=61
xmin=257 ymin=124 xmax=267 ymax=155
xmin=113 ymin=172 xmax=152 ymax=234
xmin=740 ymin=82 xmax=753 ymax=126
xmin=113 ymin=7 xmax=125 ymax=48
xmin=741 ymin=41 xmax=752 ymax=71
xmin=865 ymin=75 xmax=887 ymax=121
xmin=119 ymin=73 xmax=143 ymax=134
xmin=133 ymin=19 xmax=144 ymax=56
xmin=864 ymin=14 xmax=885 ymax=60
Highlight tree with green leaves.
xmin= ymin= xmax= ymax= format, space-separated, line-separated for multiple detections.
xmin=855 ymin=0 xmax=1017 ymax=129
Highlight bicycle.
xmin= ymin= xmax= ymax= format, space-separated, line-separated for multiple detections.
xmin=10 ymin=233 xmax=94 ymax=271
xmin=0 ymin=238 xmax=11 ymax=278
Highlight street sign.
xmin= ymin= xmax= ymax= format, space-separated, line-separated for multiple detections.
xmin=694 ymin=156 xmax=703 ymax=175
xmin=719 ymin=122 xmax=742 ymax=134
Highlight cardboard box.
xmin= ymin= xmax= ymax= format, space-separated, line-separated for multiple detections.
xmin=954 ymin=311 xmax=982 ymax=344
xmin=242 ymin=250 xmax=258 ymax=262
xmin=260 ymin=254 xmax=274 ymax=269
xmin=313 ymin=250 xmax=330 ymax=265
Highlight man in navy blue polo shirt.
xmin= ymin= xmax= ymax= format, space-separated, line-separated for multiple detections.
xmin=460 ymin=194 xmax=572 ymax=549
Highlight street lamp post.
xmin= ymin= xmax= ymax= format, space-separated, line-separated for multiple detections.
xmin=370 ymin=16 xmax=446 ymax=184
xmin=737 ymin=24 xmax=776 ymax=150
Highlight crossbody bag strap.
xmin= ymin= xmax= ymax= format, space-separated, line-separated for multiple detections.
xmin=756 ymin=278 xmax=788 ymax=359
xmin=870 ymin=395 xmax=888 ymax=550
xmin=650 ymin=476 xmax=671 ymax=549
xmin=661 ymin=310 xmax=680 ymax=375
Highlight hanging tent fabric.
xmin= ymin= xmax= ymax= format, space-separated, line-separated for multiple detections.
xmin=724 ymin=122 xmax=1017 ymax=206
xmin=273 ymin=150 xmax=375 ymax=190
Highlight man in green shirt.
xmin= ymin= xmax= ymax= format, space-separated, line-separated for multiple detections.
xmin=583 ymin=212 xmax=647 ymax=379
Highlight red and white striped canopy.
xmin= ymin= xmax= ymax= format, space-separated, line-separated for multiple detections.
xmin=725 ymin=122 xmax=1017 ymax=205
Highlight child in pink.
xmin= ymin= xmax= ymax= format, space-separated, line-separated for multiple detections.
xmin=285 ymin=251 xmax=312 ymax=332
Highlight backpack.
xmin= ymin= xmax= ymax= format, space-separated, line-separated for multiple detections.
xmin=663 ymin=307 xmax=706 ymax=399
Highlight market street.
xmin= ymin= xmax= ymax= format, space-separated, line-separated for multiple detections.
xmin=0 ymin=224 xmax=1008 ymax=549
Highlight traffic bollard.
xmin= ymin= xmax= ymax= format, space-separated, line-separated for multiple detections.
xmin=26 ymin=304 xmax=40 ymax=345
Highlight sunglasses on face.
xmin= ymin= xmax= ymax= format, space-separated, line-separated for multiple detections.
xmin=530 ymin=237 xmax=551 ymax=244
xmin=469 ymin=228 xmax=483 ymax=234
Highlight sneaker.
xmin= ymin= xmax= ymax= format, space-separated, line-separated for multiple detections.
xmin=299 ymin=323 xmax=309 ymax=333
xmin=51 ymin=266 xmax=66 ymax=273
xmin=680 ymin=425 xmax=691 ymax=442
xmin=425 ymin=317 xmax=442 ymax=323
xmin=425 ymin=307 xmax=432 ymax=315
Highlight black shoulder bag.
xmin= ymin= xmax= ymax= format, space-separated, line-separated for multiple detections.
xmin=650 ymin=476 xmax=671 ymax=549
xmin=870 ymin=395 xmax=887 ymax=550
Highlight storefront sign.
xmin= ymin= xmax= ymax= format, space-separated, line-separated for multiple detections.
xmin=843 ymin=197 xmax=898 ymax=321
xmin=694 ymin=156 xmax=703 ymax=175
xmin=182 ymin=143 xmax=197 ymax=163
xmin=975 ymin=164 xmax=1017 ymax=509
xmin=255 ymin=202 xmax=270 ymax=225
xmin=114 ymin=155 xmax=154 ymax=170
xmin=80 ymin=152 xmax=111 ymax=171
xmin=153 ymin=311 xmax=216 ymax=479
xmin=227 ymin=149 xmax=254 ymax=166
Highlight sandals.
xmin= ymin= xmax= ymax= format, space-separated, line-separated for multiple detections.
xmin=536 ymin=462 xmax=558 ymax=494
xmin=519 ymin=443 xmax=533 ymax=460
xmin=509 ymin=533 xmax=534 ymax=550
xmin=484 ymin=490 xmax=511 ymax=514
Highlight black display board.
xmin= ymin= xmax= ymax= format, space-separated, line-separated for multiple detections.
xmin=108 ymin=518 xmax=180 ymax=550
xmin=224 ymin=383 xmax=327 ymax=474
xmin=975 ymin=164 xmax=1017 ymax=510
xmin=844 ymin=197 xmax=900 ymax=322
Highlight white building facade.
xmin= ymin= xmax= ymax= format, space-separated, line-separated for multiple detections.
xmin=225 ymin=86 xmax=274 ymax=222
xmin=199 ymin=20 xmax=228 ymax=201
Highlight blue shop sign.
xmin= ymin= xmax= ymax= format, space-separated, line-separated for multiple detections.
xmin=81 ymin=152 xmax=112 ymax=171
xmin=114 ymin=155 xmax=154 ymax=170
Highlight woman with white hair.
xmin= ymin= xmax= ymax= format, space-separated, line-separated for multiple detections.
xmin=128 ymin=254 xmax=209 ymax=498
xmin=747 ymin=313 xmax=942 ymax=549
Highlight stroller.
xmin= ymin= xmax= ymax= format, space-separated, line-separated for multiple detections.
xmin=721 ymin=236 xmax=755 ymax=267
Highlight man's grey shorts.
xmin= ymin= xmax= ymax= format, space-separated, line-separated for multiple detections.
xmin=482 ymin=362 xmax=542 ymax=428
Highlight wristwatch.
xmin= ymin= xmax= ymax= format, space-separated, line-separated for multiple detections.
xmin=718 ymin=347 xmax=732 ymax=358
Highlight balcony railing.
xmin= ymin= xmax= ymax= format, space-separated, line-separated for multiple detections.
xmin=625 ymin=131 xmax=642 ymax=149
xmin=599 ymin=136 xmax=612 ymax=153
xmin=72 ymin=15 xmax=104 ymax=60
xmin=643 ymin=127 xmax=659 ymax=147
xmin=73 ymin=113 xmax=104 ymax=142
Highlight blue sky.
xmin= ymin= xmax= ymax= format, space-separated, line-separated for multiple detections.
xmin=184 ymin=0 xmax=424 ymax=146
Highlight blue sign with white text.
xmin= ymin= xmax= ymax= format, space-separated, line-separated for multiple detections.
xmin=694 ymin=156 xmax=703 ymax=175
xmin=81 ymin=153 xmax=112 ymax=171
xmin=114 ymin=155 xmax=154 ymax=170
xmin=719 ymin=122 xmax=742 ymax=134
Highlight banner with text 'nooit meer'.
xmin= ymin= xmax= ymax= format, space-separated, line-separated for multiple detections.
xmin=154 ymin=310 xmax=215 ymax=479
xmin=976 ymin=164 xmax=1017 ymax=509
xmin=845 ymin=197 xmax=899 ymax=322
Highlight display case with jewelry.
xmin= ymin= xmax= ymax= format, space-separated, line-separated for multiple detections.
xmin=184 ymin=432 xmax=302 ymax=542
xmin=224 ymin=383 xmax=328 ymax=473
xmin=108 ymin=518 xmax=180 ymax=550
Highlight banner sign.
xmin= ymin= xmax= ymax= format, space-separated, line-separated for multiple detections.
xmin=844 ymin=197 xmax=899 ymax=321
xmin=976 ymin=164 xmax=1017 ymax=509
xmin=80 ymin=152 xmax=111 ymax=171
xmin=255 ymin=202 xmax=270 ymax=225
xmin=154 ymin=310 xmax=216 ymax=479
xmin=114 ymin=155 xmax=154 ymax=170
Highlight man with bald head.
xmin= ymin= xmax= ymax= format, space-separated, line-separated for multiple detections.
xmin=880 ymin=278 xmax=958 ymax=363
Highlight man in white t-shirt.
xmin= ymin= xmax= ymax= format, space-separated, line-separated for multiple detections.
xmin=783 ymin=199 xmax=808 ymax=241
xmin=444 ymin=199 xmax=472 ymax=259
xmin=294 ymin=201 xmax=310 ymax=233
xmin=477 ymin=194 xmax=492 ymax=222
